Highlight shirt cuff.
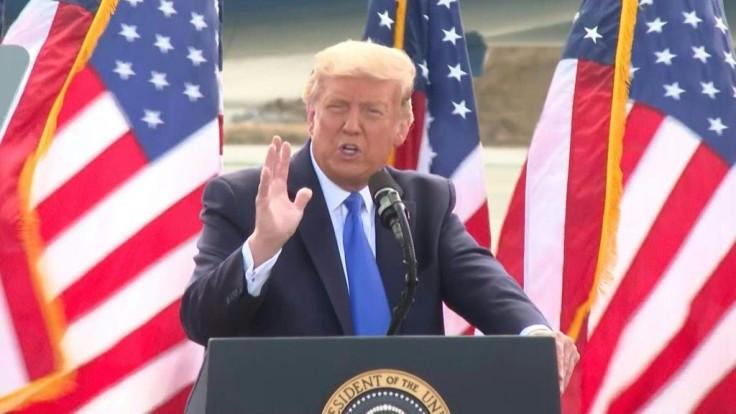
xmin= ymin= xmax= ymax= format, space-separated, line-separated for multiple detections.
xmin=242 ymin=239 xmax=281 ymax=297
xmin=520 ymin=324 xmax=553 ymax=336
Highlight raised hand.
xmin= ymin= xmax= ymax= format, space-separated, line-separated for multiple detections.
xmin=248 ymin=136 xmax=312 ymax=267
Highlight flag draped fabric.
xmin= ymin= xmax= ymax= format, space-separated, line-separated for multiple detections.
xmin=498 ymin=0 xmax=736 ymax=412
xmin=0 ymin=0 xmax=222 ymax=411
xmin=364 ymin=0 xmax=491 ymax=335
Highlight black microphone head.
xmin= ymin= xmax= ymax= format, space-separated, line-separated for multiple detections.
xmin=368 ymin=169 xmax=399 ymax=201
xmin=369 ymin=170 xmax=405 ymax=230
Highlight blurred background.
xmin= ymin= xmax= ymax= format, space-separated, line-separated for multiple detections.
xmin=4 ymin=0 xmax=735 ymax=146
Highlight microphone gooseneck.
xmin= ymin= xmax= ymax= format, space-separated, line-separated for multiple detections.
xmin=368 ymin=170 xmax=418 ymax=336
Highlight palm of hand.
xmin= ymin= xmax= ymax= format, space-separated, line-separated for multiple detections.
xmin=250 ymin=137 xmax=313 ymax=264
xmin=257 ymin=175 xmax=305 ymax=240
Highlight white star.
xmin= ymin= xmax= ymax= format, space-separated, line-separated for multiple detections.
xmin=377 ymin=11 xmax=394 ymax=29
xmin=159 ymin=0 xmax=176 ymax=17
xmin=125 ymin=0 xmax=143 ymax=6
xmin=183 ymin=83 xmax=204 ymax=102
xmin=683 ymin=11 xmax=702 ymax=28
xmin=423 ymin=14 xmax=429 ymax=21
xmin=584 ymin=26 xmax=603 ymax=43
xmin=442 ymin=27 xmax=462 ymax=45
xmin=630 ymin=64 xmax=640 ymax=78
xmin=418 ymin=60 xmax=429 ymax=81
xmin=451 ymin=100 xmax=471 ymax=119
xmin=646 ymin=18 xmax=667 ymax=33
xmin=447 ymin=63 xmax=467 ymax=82
xmin=638 ymin=0 xmax=653 ymax=7
xmin=708 ymin=117 xmax=727 ymax=135
xmin=142 ymin=110 xmax=164 ymax=129
xmin=715 ymin=17 xmax=729 ymax=34
xmin=692 ymin=46 xmax=711 ymax=63
xmin=655 ymin=48 xmax=676 ymax=65
xmin=113 ymin=60 xmax=135 ymax=80
xmin=437 ymin=0 xmax=457 ymax=9
xmin=187 ymin=47 xmax=207 ymax=66
xmin=733 ymin=86 xmax=736 ymax=98
xmin=190 ymin=13 xmax=208 ymax=31
xmin=154 ymin=34 xmax=174 ymax=53
xmin=701 ymin=81 xmax=720 ymax=99
xmin=149 ymin=71 xmax=169 ymax=90
xmin=663 ymin=82 xmax=685 ymax=100
xmin=724 ymin=51 xmax=736 ymax=69
xmin=119 ymin=24 xmax=140 ymax=42
xmin=573 ymin=12 xmax=580 ymax=23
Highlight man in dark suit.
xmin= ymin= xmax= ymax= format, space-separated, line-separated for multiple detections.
xmin=181 ymin=40 xmax=579 ymax=391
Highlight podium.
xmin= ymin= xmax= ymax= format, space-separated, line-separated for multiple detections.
xmin=186 ymin=336 xmax=561 ymax=413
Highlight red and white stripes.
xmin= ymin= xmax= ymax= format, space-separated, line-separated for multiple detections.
xmin=584 ymin=107 xmax=736 ymax=414
xmin=1 ymin=0 xmax=89 ymax=396
xmin=404 ymin=94 xmax=493 ymax=335
xmin=498 ymin=56 xmax=736 ymax=413
xmin=520 ymin=58 xmax=578 ymax=331
xmin=22 ymin=66 xmax=217 ymax=410
xmin=0 ymin=1 xmax=221 ymax=411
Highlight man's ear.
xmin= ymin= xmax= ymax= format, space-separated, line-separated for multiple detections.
xmin=393 ymin=117 xmax=412 ymax=148
xmin=306 ymin=104 xmax=315 ymax=136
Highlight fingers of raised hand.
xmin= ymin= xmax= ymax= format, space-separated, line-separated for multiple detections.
xmin=264 ymin=136 xmax=280 ymax=172
xmin=279 ymin=141 xmax=292 ymax=181
xmin=293 ymin=187 xmax=313 ymax=212
xmin=258 ymin=166 xmax=272 ymax=200
xmin=264 ymin=136 xmax=292 ymax=184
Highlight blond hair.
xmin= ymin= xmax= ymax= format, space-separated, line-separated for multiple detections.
xmin=301 ymin=40 xmax=416 ymax=121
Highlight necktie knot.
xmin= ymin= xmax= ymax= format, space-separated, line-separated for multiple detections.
xmin=344 ymin=192 xmax=364 ymax=215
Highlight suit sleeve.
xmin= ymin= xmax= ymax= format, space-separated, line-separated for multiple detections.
xmin=180 ymin=175 xmax=266 ymax=345
xmin=438 ymin=180 xmax=550 ymax=334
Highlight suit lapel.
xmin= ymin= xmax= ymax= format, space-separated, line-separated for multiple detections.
xmin=289 ymin=144 xmax=353 ymax=335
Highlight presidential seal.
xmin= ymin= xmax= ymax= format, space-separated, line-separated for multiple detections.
xmin=322 ymin=369 xmax=450 ymax=414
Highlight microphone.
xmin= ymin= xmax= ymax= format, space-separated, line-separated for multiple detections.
xmin=368 ymin=170 xmax=418 ymax=336
xmin=369 ymin=170 xmax=409 ymax=246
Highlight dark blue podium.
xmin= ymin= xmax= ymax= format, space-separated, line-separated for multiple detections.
xmin=186 ymin=336 xmax=560 ymax=413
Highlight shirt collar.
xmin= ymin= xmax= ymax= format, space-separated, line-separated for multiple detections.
xmin=309 ymin=142 xmax=373 ymax=212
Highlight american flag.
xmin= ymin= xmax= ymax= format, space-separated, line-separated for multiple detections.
xmin=364 ymin=0 xmax=491 ymax=335
xmin=0 ymin=0 xmax=222 ymax=411
xmin=498 ymin=0 xmax=736 ymax=412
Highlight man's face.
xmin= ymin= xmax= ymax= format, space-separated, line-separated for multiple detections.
xmin=307 ymin=76 xmax=410 ymax=191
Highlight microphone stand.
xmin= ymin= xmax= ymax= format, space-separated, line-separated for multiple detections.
xmin=386 ymin=204 xmax=418 ymax=336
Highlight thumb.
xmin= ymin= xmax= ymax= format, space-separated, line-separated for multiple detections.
xmin=293 ymin=188 xmax=313 ymax=211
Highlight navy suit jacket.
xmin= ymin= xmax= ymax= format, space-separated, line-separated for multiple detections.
xmin=180 ymin=144 xmax=548 ymax=345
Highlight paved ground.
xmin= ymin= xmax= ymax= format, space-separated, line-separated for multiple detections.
xmin=223 ymin=145 xmax=527 ymax=252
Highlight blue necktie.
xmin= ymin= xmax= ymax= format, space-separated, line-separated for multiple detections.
xmin=343 ymin=192 xmax=390 ymax=335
